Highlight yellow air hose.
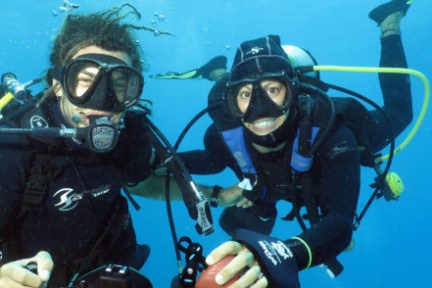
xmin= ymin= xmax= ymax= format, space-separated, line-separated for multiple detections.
xmin=313 ymin=65 xmax=430 ymax=163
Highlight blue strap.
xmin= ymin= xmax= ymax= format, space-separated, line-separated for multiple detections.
xmin=291 ymin=127 xmax=320 ymax=172
xmin=222 ymin=125 xmax=321 ymax=175
xmin=221 ymin=127 xmax=256 ymax=174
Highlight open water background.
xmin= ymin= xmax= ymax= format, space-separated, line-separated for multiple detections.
xmin=1 ymin=1 xmax=431 ymax=287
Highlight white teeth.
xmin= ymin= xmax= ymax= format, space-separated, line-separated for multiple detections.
xmin=253 ymin=119 xmax=274 ymax=128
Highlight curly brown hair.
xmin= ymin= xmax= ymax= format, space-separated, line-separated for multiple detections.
xmin=49 ymin=4 xmax=151 ymax=73
xmin=40 ymin=4 xmax=170 ymax=107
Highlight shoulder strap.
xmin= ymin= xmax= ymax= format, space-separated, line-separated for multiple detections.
xmin=19 ymin=153 xmax=54 ymax=218
xmin=18 ymin=152 xmax=90 ymax=218
xmin=218 ymin=94 xmax=323 ymax=192
xmin=220 ymin=126 xmax=257 ymax=191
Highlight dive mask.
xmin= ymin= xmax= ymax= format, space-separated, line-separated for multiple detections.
xmin=61 ymin=53 xmax=144 ymax=113
xmin=226 ymin=75 xmax=294 ymax=123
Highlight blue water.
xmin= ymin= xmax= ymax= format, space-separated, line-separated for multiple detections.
xmin=1 ymin=0 xmax=431 ymax=287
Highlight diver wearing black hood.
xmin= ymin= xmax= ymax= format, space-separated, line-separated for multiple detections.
xmin=176 ymin=1 xmax=414 ymax=286
xmin=225 ymin=35 xmax=300 ymax=149
xmin=188 ymin=34 xmax=362 ymax=288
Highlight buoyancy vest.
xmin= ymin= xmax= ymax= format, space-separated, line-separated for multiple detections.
xmin=0 ymin=100 xmax=148 ymax=284
xmin=219 ymin=92 xmax=372 ymax=200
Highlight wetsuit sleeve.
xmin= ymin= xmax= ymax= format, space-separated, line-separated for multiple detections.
xmin=112 ymin=110 xmax=152 ymax=183
xmin=179 ymin=123 xmax=238 ymax=175
xmin=368 ymin=34 xmax=413 ymax=152
xmin=285 ymin=125 xmax=361 ymax=270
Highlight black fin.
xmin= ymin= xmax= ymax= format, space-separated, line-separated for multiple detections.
xmin=369 ymin=0 xmax=412 ymax=25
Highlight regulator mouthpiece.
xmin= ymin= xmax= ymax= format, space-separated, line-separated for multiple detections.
xmin=86 ymin=116 xmax=119 ymax=153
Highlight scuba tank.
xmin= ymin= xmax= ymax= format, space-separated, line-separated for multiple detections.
xmin=0 ymin=72 xmax=41 ymax=120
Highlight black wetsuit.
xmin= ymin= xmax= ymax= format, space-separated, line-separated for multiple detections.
xmin=179 ymin=35 xmax=412 ymax=271
xmin=0 ymin=101 xmax=152 ymax=287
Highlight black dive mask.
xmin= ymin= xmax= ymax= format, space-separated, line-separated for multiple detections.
xmin=226 ymin=75 xmax=293 ymax=123
xmin=62 ymin=53 xmax=144 ymax=113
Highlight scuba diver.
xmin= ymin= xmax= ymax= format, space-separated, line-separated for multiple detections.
xmin=0 ymin=5 xmax=153 ymax=288
xmin=200 ymin=1 xmax=414 ymax=287
xmin=133 ymin=1 xmax=415 ymax=287
xmin=0 ymin=4 xmax=213 ymax=288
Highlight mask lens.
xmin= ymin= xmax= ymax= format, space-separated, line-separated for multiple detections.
xmin=227 ymin=77 xmax=290 ymax=120
xmin=110 ymin=67 xmax=142 ymax=107
xmin=260 ymin=79 xmax=287 ymax=105
xmin=66 ymin=60 xmax=101 ymax=101
xmin=226 ymin=81 xmax=251 ymax=118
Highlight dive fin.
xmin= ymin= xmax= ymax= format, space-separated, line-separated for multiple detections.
xmin=151 ymin=55 xmax=227 ymax=81
xmin=151 ymin=69 xmax=201 ymax=80
xmin=369 ymin=0 xmax=413 ymax=25
xmin=198 ymin=55 xmax=228 ymax=80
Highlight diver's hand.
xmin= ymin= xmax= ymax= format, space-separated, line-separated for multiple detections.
xmin=0 ymin=251 xmax=53 ymax=288
xmin=219 ymin=186 xmax=253 ymax=208
xmin=205 ymin=241 xmax=268 ymax=288
xmin=205 ymin=230 xmax=300 ymax=288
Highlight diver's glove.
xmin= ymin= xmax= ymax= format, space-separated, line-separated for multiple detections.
xmin=233 ymin=228 xmax=300 ymax=288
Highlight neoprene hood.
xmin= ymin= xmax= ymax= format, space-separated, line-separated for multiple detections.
xmin=229 ymin=35 xmax=296 ymax=84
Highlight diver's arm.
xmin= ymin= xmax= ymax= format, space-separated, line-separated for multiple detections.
xmin=215 ymin=185 xmax=253 ymax=208
xmin=179 ymin=124 xmax=234 ymax=175
xmin=285 ymin=125 xmax=361 ymax=270
xmin=125 ymin=174 xmax=182 ymax=200
xmin=125 ymin=173 xmax=249 ymax=207
xmin=126 ymin=165 xmax=249 ymax=207
xmin=125 ymin=173 xmax=218 ymax=201
xmin=126 ymin=127 xmax=230 ymax=201
xmin=128 ymin=123 xmax=243 ymax=202
xmin=178 ymin=124 xmax=250 ymax=207
xmin=178 ymin=149 xmax=227 ymax=175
